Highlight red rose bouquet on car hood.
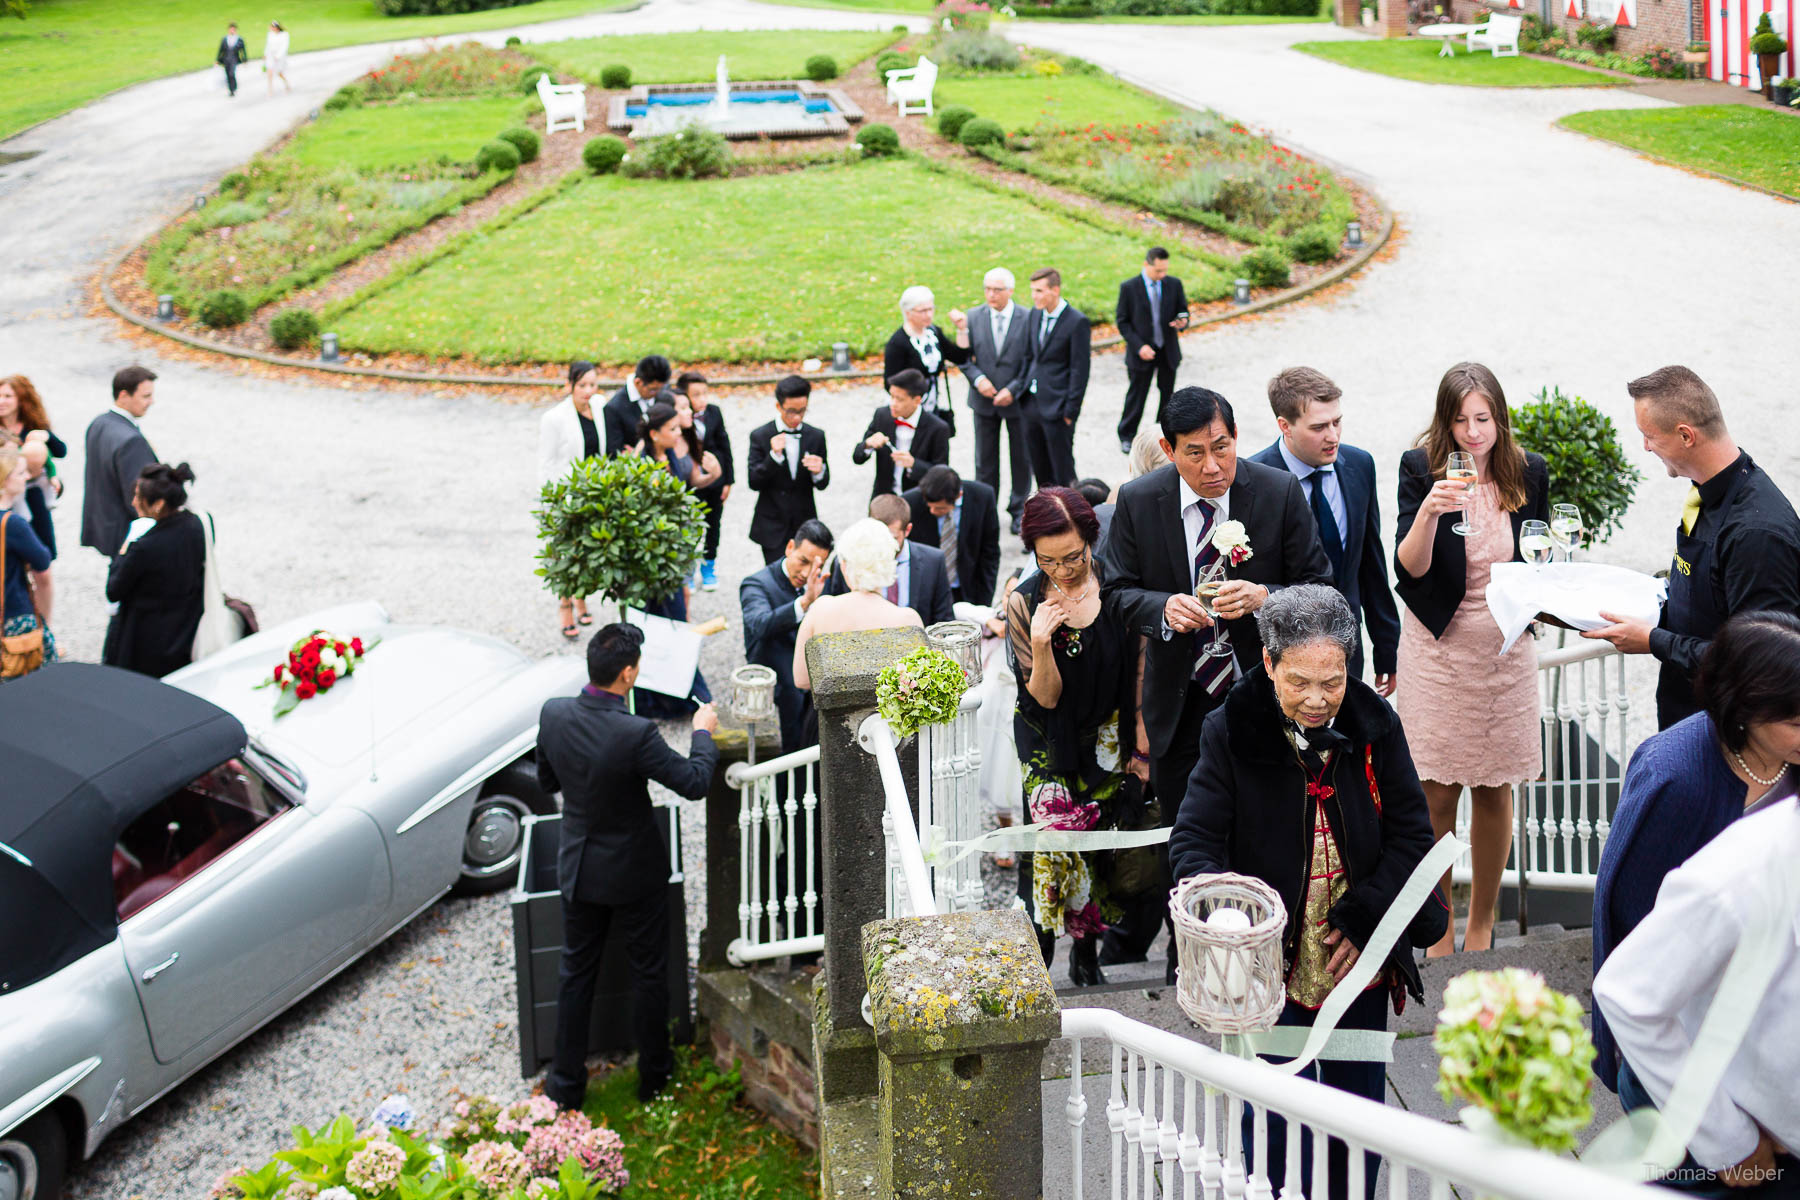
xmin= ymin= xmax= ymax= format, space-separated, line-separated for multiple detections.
xmin=254 ymin=629 xmax=378 ymax=717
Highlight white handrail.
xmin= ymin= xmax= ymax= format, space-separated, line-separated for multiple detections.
xmin=724 ymin=742 xmax=823 ymax=966
xmin=1059 ymin=1007 xmax=1656 ymax=1200
xmin=725 ymin=742 xmax=821 ymax=786
xmin=1535 ymin=637 xmax=1619 ymax=669
xmin=859 ymin=714 xmax=938 ymax=918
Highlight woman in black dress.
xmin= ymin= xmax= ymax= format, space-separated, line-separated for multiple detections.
xmin=104 ymin=462 xmax=205 ymax=678
xmin=884 ymin=285 xmax=971 ymax=437
xmin=1006 ymin=486 xmax=1144 ymax=986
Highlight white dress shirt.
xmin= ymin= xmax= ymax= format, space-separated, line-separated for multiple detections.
xmin=1178 ymin=473 xmax=1230 ymax=591
xmin=892 ymin=415 xmax=916 ymax=493
xmin=111 ymin=403 xmax=142 ymax=427
xmin=1277 ymin=439 xmax=1346 ymax=544
xmin=1593 ymin=796 xmax=1800 ymax=1170
xmin=1029 ymin=300 xmax=1068 ymax=395
xmin=773 ymin=421 xmax=824 ymax=482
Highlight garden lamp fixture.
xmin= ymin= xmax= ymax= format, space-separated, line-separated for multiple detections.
xmin=1233 ymin=278 xmax=1251 ymax=306
xmin=832 ymin=342 xmax=851 ymax=373
xmin=194 ymin=194 xmax=207 ymax=211
xmin=925 ymin=620 xmax=983 ymax=688
xmin=1346 ymin=219 xmax=1363 ymax=248
xmin=309 ymin=107 xmax=322 ymax=121
xmin=320 ymin=332 xmax=340 ymax=363
xmin=156 ymin=295 xmax=174 ymax=322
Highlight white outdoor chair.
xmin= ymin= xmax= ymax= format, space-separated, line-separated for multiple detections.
xmin=885 ymin=55 xmax=939 ymax=118
xmin=1467 ymin=14 xmax=1522 ymax=56
xmin=535 ymin=73 xmax=588 ymax=134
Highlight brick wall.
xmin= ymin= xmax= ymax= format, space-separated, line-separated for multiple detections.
xmin=1449 ymin=0 xmax=1695 ymax=50
xmin=709 ymin=1026 xmax=820 ymax=1150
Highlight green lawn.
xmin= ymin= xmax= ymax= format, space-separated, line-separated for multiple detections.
xmin=935 ymin=72 xmax=1183 ymax=131
xmin=1293 ymin=37 xmax=1625 ymax=86
xmin=284 ymin=96 xmax=530 ymax=171
xmin=534 ymin=29 xmax=902 ymax=84
xmin=332 ymin=157 xmax=1227 ymax=363
xmin=0 ymin=0 xmax=638 ymax=142
xmin=1559 ymin=104 xmax=1800 ymax=197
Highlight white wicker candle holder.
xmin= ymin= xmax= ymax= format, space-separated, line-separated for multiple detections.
xmin=1170 ymin=872 xmax=1288 ymax=1036
xmin=729 ymin=664 xmax=777 ymax=724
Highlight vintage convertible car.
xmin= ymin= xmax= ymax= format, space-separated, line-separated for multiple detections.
xmin=0 ymin=602 xmax=584 ymax=1200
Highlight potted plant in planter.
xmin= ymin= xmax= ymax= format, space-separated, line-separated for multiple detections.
xmin=1775 ymin=75 xmax=1796 ymax=106
xmin=1749 ymin=13 xmax=1788 ymax=99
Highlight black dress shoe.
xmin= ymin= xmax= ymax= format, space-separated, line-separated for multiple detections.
xmin=637 ymin=1071 xmax=671 ymax=1103
xmin=1119 ymin=438 xmax=1133 ymax=455
xmin=1010 ymin=512 xmax=1023 ymax=537
xmin=1069 ymin=936 xmax=1107 ymax=988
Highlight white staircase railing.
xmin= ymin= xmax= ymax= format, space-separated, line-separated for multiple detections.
xmin=861 ymin=713 xmax=941 ymax=920
xmin=722 ymin=743 xmax=823 ymax=965
xmin=861 ymin=695 xmax=983 ymax=921
xmin=1057 ymin=1007 xmax=1656 ymax=1200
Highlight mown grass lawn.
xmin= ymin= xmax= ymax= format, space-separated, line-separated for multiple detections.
xmin=332 ymin=158 xmax=1229 ymax=364
xmin=534 ymin=29 xmax=903 ymax=85
xmin=1293 ymin=37 xmax=1625 ymax=86
xmin=284 ymin=96 xmax=532 ymax=172
xmin=935 ymin=73 xmax=1183 ymax=132
xmin=0 ymin=0 xmax=636 ymax=142
xmin=1559 ymin=104 xmax=1800 ymax=197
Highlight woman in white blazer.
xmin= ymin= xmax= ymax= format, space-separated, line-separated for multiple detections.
xmin=537 ymin=360 xmax=602 ymax=639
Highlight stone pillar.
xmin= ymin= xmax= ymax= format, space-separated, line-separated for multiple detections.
xmin=864 ymin=909 xmax=1061 ymax=1199
xmin=807 ymin=626 xmax=927 ymax=1105
xmin=699 ymin=726 xmax=779 ymax=972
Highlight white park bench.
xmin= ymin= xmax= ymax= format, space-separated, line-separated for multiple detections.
xmin=1467 ymin=13 xmax=1522 ymax=56
xmin=535 ymin=73 xmax=588 ymax=134
xmin=885 ymin=55 xmax=939 ymax=118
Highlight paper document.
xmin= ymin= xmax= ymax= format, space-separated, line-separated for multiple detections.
xmin=623 ymin=608 xmax=704 ymax=699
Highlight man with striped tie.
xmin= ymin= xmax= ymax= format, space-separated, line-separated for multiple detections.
xmin=1100 ymin=386 xmax=1332 ymax=975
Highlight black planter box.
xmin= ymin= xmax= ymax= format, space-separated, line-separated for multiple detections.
xmin=512 ymin=813 xmax=693 ymax=1078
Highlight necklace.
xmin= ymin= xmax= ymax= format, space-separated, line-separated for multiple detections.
xmin=1731 ymin=746 xmax=1786 ymax=789
xmin=1049 ymin=573 xmax=1092 ymax=604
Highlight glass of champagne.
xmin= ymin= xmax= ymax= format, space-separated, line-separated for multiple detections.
xmin=1520 ymin=520 xmax=1553 ymax=569
xmin=1194 ymin=559 xmax=1232 ymax=658
xmin=1551 ymin=504 xmax=1584 ymax=562
xmin=1447 ymin=451 xmax=1479 ymax=537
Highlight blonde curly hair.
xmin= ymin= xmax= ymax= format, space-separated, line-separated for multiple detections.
xmin=837 ymin=518 xmax=900 ymax=594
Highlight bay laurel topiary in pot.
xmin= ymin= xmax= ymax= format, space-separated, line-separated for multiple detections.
xmin=935 ymin=104 xmax=977 ymax=140
xmin=857 ymin=122 xmax=902 ymax=156
xmin=583 ymin=134 xmax=628 ymax=174
xmin=806 ymin=53 xmax=839 ymax=81
xmin=958 ymin=116 xmax=1005 ymax=149
xmin=475 ymin=139 xmax=521 ymax=174
xmin=269 ymin=308 xmax=320 ymax=349
xmin=497 ymin=126 xmax=540 ymax=164
xmin=1750 ymin=14 xmax=1787 ymax=98
xmin=600 ymin=63 xmax=632 ymax=89
xmin=1513 ymin=385 xmax=1643 ymax=545
xmin=1238 ymin=245 xmax=1291 ymax=288
xmin=198 ymin=289 xmax=250 ymax=328
xmin=536 ymin=454 xmax=707 ymax=617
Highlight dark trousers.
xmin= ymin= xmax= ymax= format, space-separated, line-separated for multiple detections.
xmin=1118 ymin=354 xmax=1177 ymax=443
xmin=757 ymin=539 xmax=785 ymax=565
xmin=1246 ymin=987 xmax=1388 ymax=1200
xmin=1618 ymin=1060 xmax=1800 ymax=1197
xmin=547 ymin=888 xmax=672 ymax=1108
xmin=698 ymin=491 xmax=724 ymax=560
xmin=972 ymin=410 xmax=1031 ymax=515
xmin=1025 ymin=415 xmax=1077 ymax=489
xmin=222 ymin=62 xmax=238 ymax=95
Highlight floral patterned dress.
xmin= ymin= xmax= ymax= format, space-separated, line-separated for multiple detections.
xmin=1008 ymin=570 xmax=1135 ymax=937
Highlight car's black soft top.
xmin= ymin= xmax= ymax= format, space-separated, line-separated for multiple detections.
xmin=1 ymin=663 xmax=245 ymax=993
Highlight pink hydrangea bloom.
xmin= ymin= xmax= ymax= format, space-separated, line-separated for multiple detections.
xmin=495 ymin=1094 xmax=559 ymax=1134
xmin=522 ymin=1113 xmax=628 ymax=1191
xmin=463 ymin=1140 xmax=530 ymax=1194
xmin=345 ymin=1138 xmax=405 ymax=1193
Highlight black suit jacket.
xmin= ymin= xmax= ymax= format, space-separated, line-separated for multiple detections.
xmin=903 ymin=480 xmax=1002 ymax=607
xmin=217 ymin=35 xmax=246 ymax=66
xmin=958 ymin=302 xmax=1034 ymax=419
xmin=1394 ymin=448 xmax=1549 ymax=638
xmin=1248 ymin=441 xmax=1401 ymax=675
xmin=1100 ymin=460 xmax=1333 ymax=757
xmin=884 ymin=325 xmax=970 ymax=431
xmin=81 ymin=410 xmax=157 ymax=557
xmin=602 ymin=385 xmax=675 ymax=457
xmin=1115 ymin=273 xmax=1187 ymax=367
xmin=852 ymin=407 xmax=949 ymax=499
xmin=537 ymin=688 xmax=717 ymax=905
xmin=823 ymin=543 xmax=954 ymax=626
xmin=1024 ymin=305 xmax=1091 ymax=423
xmin=740 ymin=561 xmax=811 ymax=751
xmin=690 ymin=403 xmax=734 ymax=498
xmin=746 ymin=421 xmax=830 ymax=549
xmin=102 ymin=510 xmax=205 ymax=677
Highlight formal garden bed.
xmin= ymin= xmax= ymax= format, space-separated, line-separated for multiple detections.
xmin=1559 ymin=103 xmax=1800 ymax=198
xmin=106 ymin=27 xmax=1384 ymax=378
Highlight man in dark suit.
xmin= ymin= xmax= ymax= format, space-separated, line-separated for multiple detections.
xmin=1248 ymin=367 xmax=1400 ymax=693
xmin=537 ymin=624 xmax=719 ymax=1108
xmin=676 ymin=372 xmax=733 ymax=591
xmin=1115 ymin=246 xmax=1189 ymax=453
xmin=216 ymin=22 xmax=247 ymax=98
xmin=746 ymin=376 xmax=830 ymax=564
xmin=602 ymin=355 xmax=674 ymax=457
xmin=904 ymin=466 xmax=1002 ymax=608
xmin=740 ymin=520 xmax=833 ymax=753
xmin=82 ymin=364 xmax=160 ymax=560
xmin=851 ymin=369 xmax=949 ymax=501
xmin=958 ymin=267 xmax=1035 ymax=535
xmin=826 ymin=496 xmax=954 ymax=625
xmin=1023 ymin=267 xmax=1090 ymax=490
xmin=1099 ymin=386 xmax=1332 ymax=972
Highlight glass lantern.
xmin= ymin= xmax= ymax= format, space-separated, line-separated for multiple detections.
xmin=729 ymin=664 xmax=777 ymax=724
xmin=925 ymin=620 xmax=983 ymax=688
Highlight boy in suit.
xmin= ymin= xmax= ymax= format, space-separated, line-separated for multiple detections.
xmin=603 ymin=355 xmax=674 ymax=457
xmin=1248 ymin=367 xmax=1399 ymax=693
xmin=82 ymin=365 xmax=159 ymax=560
xmin=746 ymin=376 xmax=830 ymax=564
xmin=216 ymin=23 xmax=247 ymax=98
xmin=852 ymin=368 xmax=948 ymax=500
xmin=1115 ymin=247 xmax=1189 ymax=452
xmin=677 ymin=372 xmax=733 ymax=591
xmin=1023 ymin=267 xmax=1090 ymax=489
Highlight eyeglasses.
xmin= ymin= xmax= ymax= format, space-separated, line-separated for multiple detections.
xmin=1034 ymin=548 xmax=1089 ymax=572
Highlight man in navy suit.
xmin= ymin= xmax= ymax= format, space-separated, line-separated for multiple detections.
xmin=1022 ymin=267 xmax=1090 ymax=489
xmin=1248 ymin=367 xmax=1399 ymax=693
xmin=739 ymin=520 xmax=834 ymax=753
xmin=1114 ymin=246 xmax=1189 ymax=453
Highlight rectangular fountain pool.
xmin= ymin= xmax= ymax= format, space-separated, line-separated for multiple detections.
xmin=608 ymin=81 xmax=864 ymax=141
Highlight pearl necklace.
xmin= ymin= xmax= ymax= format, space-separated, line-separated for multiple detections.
xmin=1731 ymin=747 xmax=1786 ymax=789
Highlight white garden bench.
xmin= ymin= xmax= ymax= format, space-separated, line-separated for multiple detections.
xmin=885 ymin=55 xmax=939 ymax=118
xmin=1467 ymin=14 xmax=1522 ymax=56
xmin=535 ymin=73 xmax=587 ymax=134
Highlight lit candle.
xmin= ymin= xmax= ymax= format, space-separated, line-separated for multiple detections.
xmin=1202 ymin=906 xmax=1251 ymax=1002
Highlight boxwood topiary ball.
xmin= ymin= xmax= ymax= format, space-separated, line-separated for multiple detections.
xmin=269 ymin=308 xmax=321 ymax=349
xmin=1239 ymin=245 xmax=1292 ymax=288
xmin=475 ymin=140 xmax=522 ymax=174
xmin=856 ymin=122 xmax=901 ymax=157
xmin=958 ymin=117 xmax=1004 ymax=149
xmin=876 ymin=51 xmax=911 ymax=78
xmin=497 ymin=126 xmax=541 ymax=164
xmin=806 ymin=54 xmax=839 ymax=81
xmin=198 ymin=290 xmax=249 ymax=329
xmin=504 ymin=34 xmax=522 ymax=46
xmin=583 ymin=135 xmax=628 ymax=174
xmin=935 ymin=104 xmax=976 ymax=140
xmin=520 ymin=70 xmax=551 ymax=94
xmin=1286 ymin=225 xmax=1339 ymax=264
xmin=600 ymin=64 xmax=632 ymax=89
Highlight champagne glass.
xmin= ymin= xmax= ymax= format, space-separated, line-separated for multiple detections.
xmin=1551 ymin=504 xmax=1584 ymax=562
xmin=1447 ymin=451 xmax=1479 ymax=537
xmin=1194 ymin=558 xmax=1233 ymax=658
xmin=1520 ymin=520 xmax=1553 ymax=569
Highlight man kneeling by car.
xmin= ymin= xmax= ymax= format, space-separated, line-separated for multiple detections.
xmin=537 ymin=623 xmax=718 ymax=1107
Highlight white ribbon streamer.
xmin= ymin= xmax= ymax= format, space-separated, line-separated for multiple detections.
xmin=919 ymin=820 xmax=1171 ymax=869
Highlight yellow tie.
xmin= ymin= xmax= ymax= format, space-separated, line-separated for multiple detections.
xmin=1680 ymin=485 xmax=1702 ymax=536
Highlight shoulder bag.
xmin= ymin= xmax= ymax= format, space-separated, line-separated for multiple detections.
xmin=0 ymin=513 xmax=46 ymax=678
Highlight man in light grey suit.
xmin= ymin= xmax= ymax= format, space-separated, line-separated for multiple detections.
xmin=958 ymin=267 xmax=1034 ymax=537
xmin=82 ymin=365 xmax=160 ymax=559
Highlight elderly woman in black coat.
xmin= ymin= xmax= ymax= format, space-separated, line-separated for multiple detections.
xmin=883 ymin=285 xmax=971 ymax=437
xmin=1170 ymin=584 xmax=1446 ymax=1200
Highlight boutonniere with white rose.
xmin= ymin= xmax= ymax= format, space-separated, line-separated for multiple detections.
xmin=1212 ymin=520 xmax=1253 ymax=567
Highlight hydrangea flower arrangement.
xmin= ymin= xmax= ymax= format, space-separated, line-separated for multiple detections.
xmin=1433 ymin=968 xmax=1596 ymax=1153
xmin=877 ymin=646 xmax=969 ymax=740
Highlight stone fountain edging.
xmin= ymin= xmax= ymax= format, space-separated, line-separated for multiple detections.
xmin=607 ymin=80 xmax=866 ymax=140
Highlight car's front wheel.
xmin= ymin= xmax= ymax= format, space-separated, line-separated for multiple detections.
xmin=454 ymin=762 xmax=555 ymax=896
xmin=0 ymin=1111 xmax=66 ymax=1200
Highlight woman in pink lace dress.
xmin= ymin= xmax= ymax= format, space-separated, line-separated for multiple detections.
xmin=1393 ymin=363 xmax=1549 ymax=955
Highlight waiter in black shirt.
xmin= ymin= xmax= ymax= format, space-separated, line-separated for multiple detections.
xmin=1586 ymin=365 xmax=1800 ymax=728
